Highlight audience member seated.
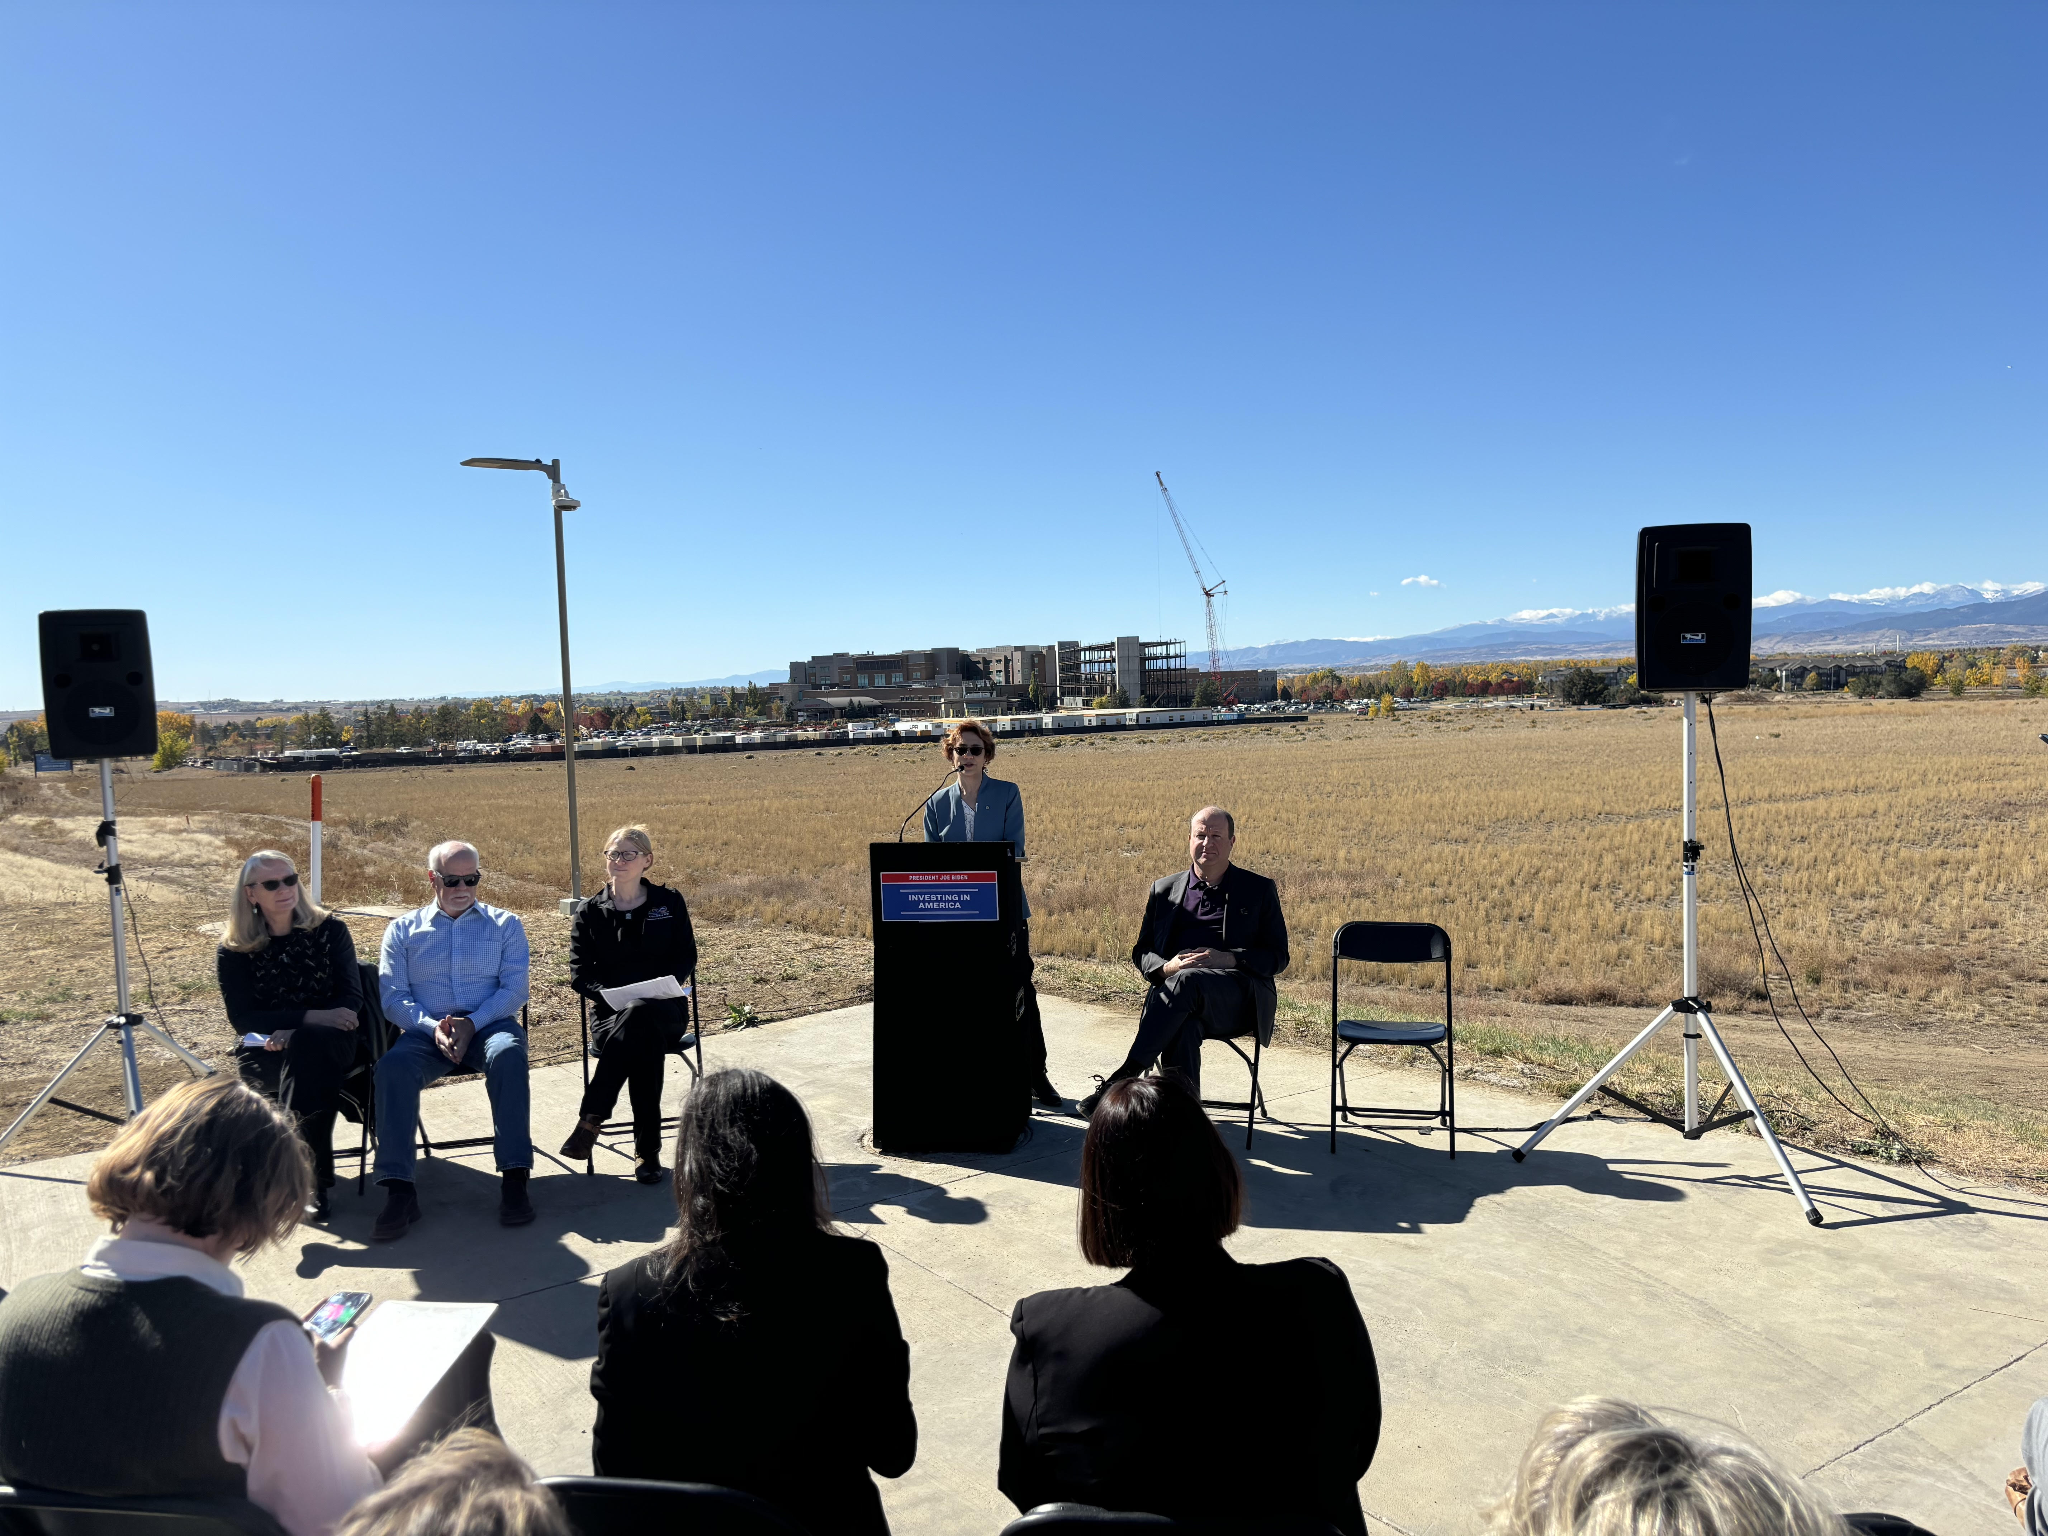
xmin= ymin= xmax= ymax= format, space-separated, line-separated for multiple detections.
xmin=1489 ymin=1397 xmax=1849 ymax=1536
xmin=0 ymin=1077 xmax=381 ymax=1536
xmin=559 ymin=824 xmax=700 ymax=1183
xmin=1000 ymin=1073 xmax=1379 ymax=1534
xmin=334 ymin=1430 xmax=567 ymax=1536
xmin=219 ymin=849 xmax=367 ymax=1220
xmin=588 ymin=1068 xmax=916 ymax=1536
xmin=374 ymin=839 xmax=534 ymax=1238
xmin=2009 ymin=1396 xmax=2046 ymax=1530
xmin=1077 ymin=807 xmax=1289 ymax=1117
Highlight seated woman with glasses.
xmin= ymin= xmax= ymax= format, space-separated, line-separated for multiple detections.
xmin=216 ymin=850 xmax=365 ymax=1219
xmin=1000 ymin=1073 xmax=1382 ymax=1533
xmin=560 ymin=826 xmax=699 ymax=1182
xmin=921 ymin=718 xmax=1060 ymax=1107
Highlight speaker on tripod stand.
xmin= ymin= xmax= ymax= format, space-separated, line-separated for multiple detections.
xmin=0 ymin=612 xmax=214 ymax=1154
xmin=1514 ymin=525 xmax=1823 ymax=1225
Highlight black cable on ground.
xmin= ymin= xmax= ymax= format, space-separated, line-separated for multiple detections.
xmin=1701 ymin=698 xmax=2042 ymax=1206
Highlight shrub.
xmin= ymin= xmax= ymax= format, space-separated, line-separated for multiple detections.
xmin=151 ymin=733 xmax=190 ymax=772
xmin=1559 ymin=668 xmax=1612 ymax=707
xmin=1882 ymin=668 xmax=1929 ymax=699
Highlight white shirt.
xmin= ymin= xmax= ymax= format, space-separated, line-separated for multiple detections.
xmin=962 ymin=797 xmax=977 ymax=839
xmin=81 ymin=1229 xmax=382 ymax=1536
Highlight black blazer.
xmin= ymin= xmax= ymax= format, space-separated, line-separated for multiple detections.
xmin=1130 ymin=865 xmax=1290 ymax=1044
xmin=569 ymin=881 xmax=699 ymax=1023
xmin=590 ymin=1231 xmax=916 ymax=1536
xmin=1001 ymin=1247 xmax=1379 ymax=1536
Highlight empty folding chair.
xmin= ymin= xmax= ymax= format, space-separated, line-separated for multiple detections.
xmin=1329 ymin=921 xmax=1455 ymax=1157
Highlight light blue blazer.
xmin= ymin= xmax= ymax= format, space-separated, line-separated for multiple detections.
xmin=923 ymin=774 xmax=1029 ymax=919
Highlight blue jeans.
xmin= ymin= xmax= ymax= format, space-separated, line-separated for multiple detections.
xmin=374 ymin=1019 xmax=532 ymax=1183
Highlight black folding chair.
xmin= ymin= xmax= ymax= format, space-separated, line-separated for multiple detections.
xmin=1196 ymin=1030 xmax=1268 ymax=1151
xmin=576 ymin=971 xmax=703 ymax=1175
xmin=538 ymin=1477 xmax=807 ymax=1536
xmin=1329 ymin=921 xmax=1455 ymax=1157
xmin=1000 ymin=1507 xmax=1342 ymax=1536
xmin=0 ymin=1486 xmax=286 ymax=1536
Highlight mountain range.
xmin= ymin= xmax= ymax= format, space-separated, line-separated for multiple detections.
xmin=1216 ymin=582 xmax=2048 ymax=671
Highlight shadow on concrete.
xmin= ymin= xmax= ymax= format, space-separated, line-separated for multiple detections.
xmin=291 ymin=1157 xmax=673 ymax=1356
xmin=909 ymin=1111 xmax=1686 ymax=1235
xmin=827 ymin=1160 xmax=992 ymax=1225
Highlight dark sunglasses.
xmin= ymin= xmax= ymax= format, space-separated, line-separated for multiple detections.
xmin=437 ymin=872 xmax=482 ymax=887
xmin=250 ymin=874 xmax=299 ymax=891
xmin=953 ymin=743 xmax=986 ymax=757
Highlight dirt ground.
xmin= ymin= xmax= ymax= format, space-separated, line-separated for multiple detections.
xmin=3 ymin=769 xmax=2043 ymax=1183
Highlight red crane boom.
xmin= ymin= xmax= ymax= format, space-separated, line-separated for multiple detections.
xmin=1155 ymin=471 xmax=1230 ymax=702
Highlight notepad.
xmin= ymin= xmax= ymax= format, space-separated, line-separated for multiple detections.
xmin=598 ymin=975 xmax=693 ymax=1011
xmin=341 ymin=1300 xmax=498 ymax=1448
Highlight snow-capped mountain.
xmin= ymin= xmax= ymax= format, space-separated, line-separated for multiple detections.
xmin=1221 ymin=582 xmax=2047 ymax=670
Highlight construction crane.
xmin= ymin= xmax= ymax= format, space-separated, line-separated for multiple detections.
xmin=1155 ymin=471 xmax=1231 ymax=703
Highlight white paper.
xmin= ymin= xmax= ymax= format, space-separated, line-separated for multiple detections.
xmin=240 ymin=1033 xmax=270 ymax=1049
xmin=340 ymin=1300 xmax=498 ymax=1447
xmin=599 ymin=974 xmax=692 ymax=1011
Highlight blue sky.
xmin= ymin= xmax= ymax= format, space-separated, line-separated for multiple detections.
xmin=4 ymin=2 xmax=2042 ymax=704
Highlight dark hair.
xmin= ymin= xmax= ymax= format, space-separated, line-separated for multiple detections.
xmin=88 ymin=1076 xmax=309 ymax=1256
xmin=335 ymin=1429 xmax=570 ymax=1536
xmin=1078 ymin=1073 xmax=1243 ymax=1267
xmin=662 ymin=1069 xmax=831 ymax=1315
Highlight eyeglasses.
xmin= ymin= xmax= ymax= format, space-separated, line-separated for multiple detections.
xmin=436 ymin=872 xmax=482 ymax=887
xmin=250 ymin=874 xmax=298 ymax=891
xmin=953 ymin=744 xmax=986 ymax=757
xmin=604 ymin=849 xmax=646 ymax=862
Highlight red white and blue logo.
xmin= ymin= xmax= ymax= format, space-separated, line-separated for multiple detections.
xmin=880 ymin=870 xmax=999 ymax=922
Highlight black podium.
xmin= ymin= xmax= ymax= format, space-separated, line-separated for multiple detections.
xmin=870 ymin=841 xmax=1031 ymax=1153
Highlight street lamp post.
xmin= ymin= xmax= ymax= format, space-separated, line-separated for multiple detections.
xmin=461 ymin=456 xmax=585 ymax=912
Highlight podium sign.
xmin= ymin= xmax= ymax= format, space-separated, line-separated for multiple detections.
xmin=870 ymin=842 xmax=1030 ymax=1152
xmin=879 ymin=870 xmax=999 ymax=922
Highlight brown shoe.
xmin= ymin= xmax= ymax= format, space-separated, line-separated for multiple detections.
xmin=559 ymin=1117 xmax=602 ymax=1159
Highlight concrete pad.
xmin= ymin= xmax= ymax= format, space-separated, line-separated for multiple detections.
xmin=2 ymin=995 xmax=2043 ymax=1536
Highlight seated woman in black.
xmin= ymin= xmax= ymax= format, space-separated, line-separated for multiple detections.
xmin=588 ymin=1068 xmax=916 ymax=1536
xmin=216 ymin=849 xmax=365 ymax=1219
xmin=560 ymin=824 xmax=698 ymax=1182
xmin=1000 ymin=1072 xmax=1382 ymax=1535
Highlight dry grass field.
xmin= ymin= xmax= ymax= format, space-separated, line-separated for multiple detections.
xmin=4 ymin=693 xmax=2045 ymax=1181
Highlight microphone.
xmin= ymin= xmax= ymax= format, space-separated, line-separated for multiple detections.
xmin=898 ymin=765 xmax=962 ymax=842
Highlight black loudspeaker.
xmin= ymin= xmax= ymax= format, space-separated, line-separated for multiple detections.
xmin=39 ymin=610 xmax=158 ymax=761
xmin=1635 ymin=525 xmax=1752 ymax=692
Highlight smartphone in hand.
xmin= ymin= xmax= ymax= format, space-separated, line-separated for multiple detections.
xmin=306 ymin=1291 xmax=373 ymax=1342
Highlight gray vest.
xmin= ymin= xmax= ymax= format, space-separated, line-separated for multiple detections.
xmin=0 ymin=1269 xmax=298 ymax=1497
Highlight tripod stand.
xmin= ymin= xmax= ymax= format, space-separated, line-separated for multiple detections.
xmin=0 ymin=759 xmax=214 ymax=1155
xmin=1512 ymin=692 xmax=1821 ymax=1226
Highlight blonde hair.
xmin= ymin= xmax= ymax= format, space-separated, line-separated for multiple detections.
xmin=87 ymin=1076 xmax=309 ymax=1257
xmin=222 ymin=850 xmax=330 ymax=953
xmin=604 ymin=825 xmax=653 ymax=861
xmin=943 ymin=719 xmax=995 ymax=763
xmin=1490 ymin=1398 xmax=1848 ymax=1536
xmin=335 ymin=1429 xmax=569 ymax=1536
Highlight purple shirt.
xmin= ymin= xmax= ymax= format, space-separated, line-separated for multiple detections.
xmin=1173 ymin=867 xmax=1227 ymax=951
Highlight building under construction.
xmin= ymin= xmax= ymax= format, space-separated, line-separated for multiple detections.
xmin=1056 ymin=637 xmax=1194 ymax=708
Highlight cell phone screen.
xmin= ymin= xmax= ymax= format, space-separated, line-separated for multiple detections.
xmin=307 ymin=1291 xmax=372 ymax=1341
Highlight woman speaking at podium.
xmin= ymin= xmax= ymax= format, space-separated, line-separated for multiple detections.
xmin=922 ymin=720 xmax=1060 ymax=1108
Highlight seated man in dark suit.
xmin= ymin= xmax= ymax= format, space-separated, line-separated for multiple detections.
xmin=1077 ymin=806 xmax=1289 ymax=1118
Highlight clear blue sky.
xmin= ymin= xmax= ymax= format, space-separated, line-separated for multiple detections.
xmin=4 ymin=2 xmax=2042 ymax=705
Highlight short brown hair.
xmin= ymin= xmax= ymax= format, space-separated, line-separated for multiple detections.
xmin=87 ymin=1076 xmax=309 ymax=1256
xmin=1078 ymin=1073 xmax=1243 ymax=1266
xmin=943 ymin=719 xmax=996 ymax=763
xmin=336 ymin=1430 xmax=569 ymax=1536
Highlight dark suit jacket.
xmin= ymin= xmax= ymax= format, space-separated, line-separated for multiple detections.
xmin=1130 ymin=865 xmax=1290 ymax=1044
xmin=590 ymin=1231 xmax=916 ymax=1536
xmin=1001 ymin=1247 xmax=1380 ymax=1536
